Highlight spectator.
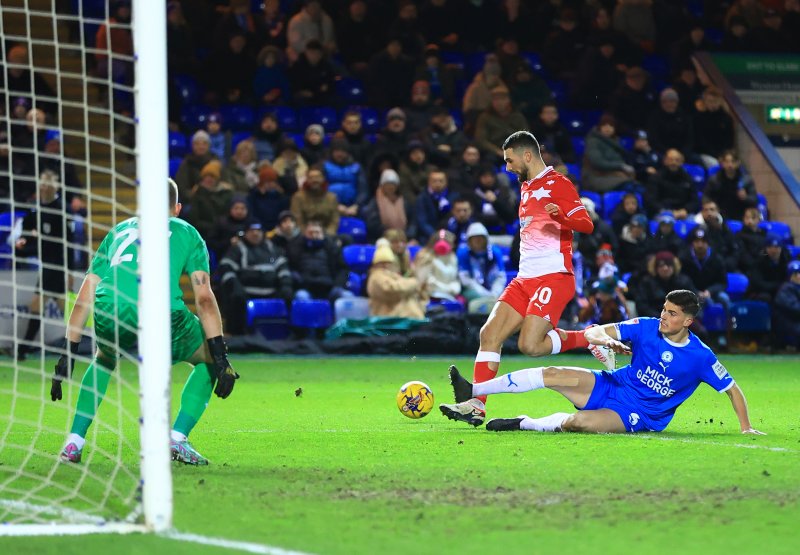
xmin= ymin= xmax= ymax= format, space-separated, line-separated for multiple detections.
xmin=419 ymin=0 xmax=461 ymax=50
xmin=247 ymin=165 xmax=290 ymax=231
xmin=531 ymin=102 xmax=577 ymax=165
xmin=582 ymin=114 xmax=636 ymax=193
xmin=413 ymin=44 xmax=458 ymax=108
xmin=288 ymin=39 xmax=336 ymax=106
xmin=578 ymin=197 xmax=619 ymax=272
xmin=414 ymin=229 xmax=461 ymax=302
xmin=784 ymin=0 xmax=800 ymax=51
xmin=680 ymin=226 xmax=730 ymax=308
xmin=645 ymin=148 xmax=697 ymax=218
xmin=457 ymin=222 xmax=506 ymax=312
xmin=167 ymin=1 xmax=200 ymax=79
xmin=749 ymin=234 xmax=791 ymax=302
xmin=174 ymin=130 xmax=218 ymax=201
xmin=570 ymin=38 xmax=624 ymax=110
xmin=374 ymin=107 xmax=411 ymax=161
xmin=628 ymin=129 xmax=660 ymax=184
xmin=95 ymin=0 xmax=134 ymax=110
xmin=336 ymin=0 xmax=378 ymax=76
xmin=462 ymin=54 xmax=506 ymax=132
xmin=735 ymin=206 xmax=766 ymax=272
xmin=474 ymin=85 xmax=528 ymax=164
xmin=587 ymin=6 xmax=641 ymax=66
xmin=704 ymin=150 xmax=757 ymax=221
xmin=613 ymin=0 xmax=656 ymax=53
xmin=772 ymin=260 xmax=800 ymax=350
xmin=323 ymin=138 xmax=368 ymax=217
xmin=333 ymin=110 xmax=373 ymax=167
xmin=212 ymin=0 xmax=264 ymax=58
xmin=217 ymin=221 xmax=292 ymax=335
xmin=285 ymin=0 xmax=336 ymax=63
xmin=366 ymin=38 xmax=416 ymax=109
xmin=670 ymin=22 xmax=713 ymax=70
xmin=420 ymin=106 xmax=468 ymax=168
xmin=210 ymin=196 xmax=250 ymax=259
xmin=693 ymin=87 xmax=735 ymax=165
xmin=386 ymin=1 xmax=426 ymax=61
xmin=8 ymin=107 xmax=46 ymax=202
xmin=610 ymin=191 xmax=645 ymax=236
xmin=634 ymin=250 xmax=696 ymax=317
xmin=445 ymin=198 xmax=474 ymax=247
xmin=608 ymin=66 xmax=656 ymax=136
xmin=287 ymin=220 xmax=350 ymax=302
xmin=672 ymin=66 xmax=704 ymax=114
xmin=259 ymin=0 xmax=287 ymax=49
xmin=725 ymin=0 xmax=767 ymax=29
xmin=578 ymin=278 xmax=629 ymax=327
xmin=268 ymin=209 xmax=300 ymax=251
xmin=271 ymin=139 xmax=307 ymax=192
xmin=366 ymin=244 xmax=426 ymax=319
xmin=693 ymin=197 xmax=741 ymax=272
xmin=383 ymin=228 xmax=414 ymax=277
xmin=222 ymin=140 xmax=259 ymax=193
xmin=617 ymin=213 xmax=654 ymax=276
xmin=446 ymin=143 xmax=482 ymax=196
xmin=398 ymin=139 xmax=436 ymax=203
xmin=206 ymin=30 xmax=256 ymax=104
xmin=721 ymin=16 xmax=755 ymax=52
xmin=751 ymin=8 xmax=793 ymax=52
xmin=360 ymin=169 xmax=415 ymax=243
xmin=37 ymin=130 xmax=84 ymax=211
xmin=290 ymin=166 xmax=339 ymax=235
xmin=367 ymin=152 xmax=401 ymax=196
xmin=253 ymin=45 xmax=291 ymax=106
xmin=496 ymin=0 xmax=536 ymax=49
xmin=650 ymin=213 xmax=686 ymax=258
xmin=647 ymin=88 xmax=694 ymax=156
xmin=495 ymin=37 xmax=526 ymax=85
xmin=542 ymin=8 xmax=586 ymax=79
xmin=186 ymin=160 xmax=234 ymax=239
xmin=405 ymin=80 xmax=437 ymax=135
xmin=252 ymin=112 xmax=285 ymax=163
xmin=300 ymin=123 xmax=328 ymax=166
xmin=414 ymin=170 xmax=455 ymax=243
xmin=205 ymin=113 xmax=229 ymax=161
xmin=1 ymin=44 xmax=57 ymax=119
xmin=461 ymin=0 xmax=500 ymax=52
xmin=508 ymin=60 xmax=552 ymax=124
xmin=469 ymin=165 xmax=517 ymax=234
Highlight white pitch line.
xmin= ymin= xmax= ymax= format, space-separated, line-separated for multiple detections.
xmin=160 ymin=530 xmax=317 ymax=555
xmin=631 ymin=434 xmax=796 ymax=453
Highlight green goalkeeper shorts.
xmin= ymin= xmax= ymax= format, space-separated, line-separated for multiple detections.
xmin=94 ymin=302 xmax=205 ymax=364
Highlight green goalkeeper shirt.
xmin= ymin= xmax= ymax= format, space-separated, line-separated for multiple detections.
xmin=90 ymin=217 xmax=209 ymax=312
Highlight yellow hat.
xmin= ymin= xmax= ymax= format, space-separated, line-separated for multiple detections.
xmin=200 ymin=159 xmax=221 ymax=179
xmin=372 ymin=245 xmax=396 ymax=265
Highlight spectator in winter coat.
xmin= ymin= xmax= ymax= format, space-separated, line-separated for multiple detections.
xmin=474 ymin=85 xmax=528 ymax=163
xmin=374 ymin=108 xmax=412 ymax=162
xmin=628 ymin=130 xmax=660 ymax=184
xmin=399 ymin=140 xmax=436 ymax=203
xmin=457 ymin=223 xmax=506 ymax=311
xmin=468 ymin=166 xmax=517 ymax=234
xmin=680 ymin=227 xmax=729 ymax=308
xmin=323 ymin=138 xmax=368 ymax=217
xmin=247 ymin=165 xmax=290 ymax=232
xmin=209 ymin=196 xmax=251 ymax=260
xmin=420 ymin=106 xmax=468 ymax=168
xmin=749 ymin=235 xmax=791 ymax=302
xmin=645 ymin=149 xmax=698 ymax=218
xmin=186 ymin=160 xmax=234 ymax=240
xmin=252 ymin=112 xmax=285 ymax=163
xmin=414 ymin=229 xmax=461 ymax=302
xmin=582 ymin=114 xmax=635 ymax=192
xmin=222 ymin=140 xmax=259 ymax=193
xmin=462 ymin=54 xmax=506 ymax=132
xmin=300 ymin=124 xmax=327 ymax=167
xmin=704 ymin=150 xmax=757 ymax=222
xmin=694 ymin=197 xmax=740 ymax=272
xmin=608 ymin=66 xmax=656 ymax=136
xmin=289 ymin=167 xmax=339 ymax=235
xmin=650 ymin=213 xmax=686 ymax=258
xmin=647 ymin=88 xmax=694 ymax=156
xmin=285 ymin=0 xmax=336 ymax=63
xmin=693 ymin=87 xmax=735 ymax=164
xmin=735 ymin=207 xmax=766 ymax=272
xmin=617 ymin=213 xmax=655 ymax=277
xmin=634 ymin=250 xmax=696 ymax=317
xmin=174 ymin=130 xmax=219 ymax=200
xmin=288 ymin=39 xmax=336 ymax=106
xmin=360 ymin=169 xmax=416 ymax=243
xmin=333 ymin=110 xmax=373 ymax=168
xmin=610 ymin=192 xmax=645 ymax=236
xmin=366 ymin=244 xmax=425 ymax=319
xmin=531 ymin=103 xmax=576 ymax=164
xmin=253 ymin=45 xmax=291 ymax=106
xmin=772 ymin=261 xmax=800 ymax=348
xmin=271 ymin=139 xmax=307 ymax=192
xmin=414 ymin=170 xmax=456 ymax=244
xmin=286 ymin=220 xmax=350 ymax=301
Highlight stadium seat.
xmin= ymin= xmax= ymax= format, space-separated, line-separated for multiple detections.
xmin=180 ymin=103 xmax=212 ymax=129
xmin=346 ymin=272 xmax=363 ymax=296
xmin=290 ymin=299 xmax=333 ymax=329
xmin=231 ymin=131 xmax=253 ymax=151
xmin=247 ymin=298 xmax=290 ymax=339
xmin=286 ymin=132 xmax=305 ymax=149
xmin=338 ymin=217 xmax=368 ymax=243
xmin=702 ymin=302 xmax=727 ymax=333
xmin=759 ymin=221 xmax=793 ymax=245
xmin=707 ymin=164 xmax=721 ymax=178
xmin=642 ymin=54 xmax=669 ymax=79
xmin=263 ymin=106 xmax=298 ymax=132
xmin=497 ymin=245 xmax=511 ymax=267
xmin=342 ymin=245 xmax=375 ymax=273
xmin=168 ymin=131 xmax=188 ymax=157
xmin=173 ymin=74 xmax=201 ymax=105
xmin=335 ymin=77 xmax=366 ymax=104
xmin=546 ymin=80 xmax=566 ymax=103
xmin=756 ymin=193 xmax=768 ymax=220
xmin=726 ymin=219 xmax=742 ymax=234
xmin=602 ymin=191 xmax=642 ymax=219
xmin=726 ymin=272 xmax=749 ymax=300
xmin=466 ymin=52 xmax=487 ymax=78
xmin=648 ymin=220 xmax=659 ymax=235
xmin=580 ymin=190 xmax=601 ymax=213
xmin=449 ymin=109 xmax=463 ymax=129
xmin=520 ymin=51 xmax=545 ymax=75
xmin=505 ymin=270 xmax=518 ymax=285
xmin=619 ymin=136 xmax=634 ymax=151
xmin=788 ymin=245 xmax=800 ymax=259
xmin=299 ymin=107 xmax=338 ymax=133
xmin=169 ymin=157 xmax=182 ymax=178
xmin=334 ymin=296 xmax=370 ymax=322
xmin=218 ymin=105 xmax=254 ymax=132
xmin=705 ymin=27 xmax=724 ymax=45
xmin=730 ymin=301 xmax=771 ymax=333
xmin=621 ymin=272 xmax=632 ymax=284
xmin=356 ymin=107 xmax=380 ymax=133
xmin=673 ymin=219 xmax=698 ymax=240
xmin=571 ymin=136 xmax=585 ymax=158
xmin=426 ymin=299 xmax=464 ymax=314
xmin=565 ymin=163 xmax=581 ymax=181
xmin=683 ymin=164 xmax=706 ymax=189
xmin=559 ymin=110 xmax=586 ymax=136
xmin=440 ymin=51 xmax=466 ymax=72
xmin=408 ymin=244 xmax=421 ymax=261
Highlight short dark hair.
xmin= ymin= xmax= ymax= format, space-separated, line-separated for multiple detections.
xmin=168 ymin=178 xmax=178 ymax=208
xmin=502 ymin=131 xmax=540 ymax=153
xmin=665 ymin=289 xmax=700 ymax=317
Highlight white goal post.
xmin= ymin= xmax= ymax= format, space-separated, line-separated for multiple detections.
xmin=0 ymin=0 xmax=172 ymax=535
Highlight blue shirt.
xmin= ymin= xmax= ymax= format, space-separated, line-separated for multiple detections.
xmin=611 ymin=317 xmax=734 ymax=425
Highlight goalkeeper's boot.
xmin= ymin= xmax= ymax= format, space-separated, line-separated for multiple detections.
xmin=439 ymin=398 xmax=486 ymax=427
xmin=486 ymin=417 xmax=526 ymax=432
xmin=170 ymin=439 xmax=209 ymax=466
xmin=60 ymin=442 xmax=82 ymax=463
xmin=589 ymin=343 xmax=616 ymax=370
xmin=448 ymin=365 xmax=473 ymax=403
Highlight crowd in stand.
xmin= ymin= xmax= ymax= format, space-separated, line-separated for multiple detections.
xmin=2 ymin=0 xmax=800 ymax=349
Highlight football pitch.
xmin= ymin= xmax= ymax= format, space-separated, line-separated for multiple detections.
xmin=2 ymin=354 xmax=800 ymax=555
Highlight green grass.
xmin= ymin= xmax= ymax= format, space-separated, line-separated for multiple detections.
xmin=2 ymin=354 xmax=800 ymax=555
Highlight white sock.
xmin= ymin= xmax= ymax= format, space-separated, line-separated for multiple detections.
xmin=519 ymin=412 xmax=571 ymax=432
xmin=170 ymin=430 xmax=187 ymax=442
xmin=547 ymin=329 xmax=562 ymax=354
xmin=472 ymin=367 xmax=545 ymax=397
xmin=66 ymin=433 xmax=85 ymax=450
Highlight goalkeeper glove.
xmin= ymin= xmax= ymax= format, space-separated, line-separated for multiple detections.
xmin=51 ymin=339 xmax=80 ymax=401
xmin=207 ymin=336 xmax=239 ymax=399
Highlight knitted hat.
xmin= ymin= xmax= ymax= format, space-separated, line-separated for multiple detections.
xmin=305 ymin=123 xmax=324 ymax=137
xmin=372 ymin=245 xmax=397 ymax=265
xmin=379 ymin=168 xmax=400 ymax=185
xmin=200 ymin=159 xmax=221 ymax=178
xmin=192 ymin=130 xmax=211 ymax=144
xmin=466 ymin=222 xmax=489 ymax=239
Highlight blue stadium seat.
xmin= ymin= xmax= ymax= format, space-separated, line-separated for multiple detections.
xmin=520 ymin=51 xmax=545 ymax=75
xmin=346 ymin=272 xmax=363 ymax=296
xmin=547 ymin=80 xmax=567 ymax=103
xmin=218 ymin=105 xmax=255 ymax=132
xmin=619 ymin=136 xmax=634 ymax=151
xmin=621 ymin=272 xmax=632 ymax=284
xmin=355 ymin=107 xmax=380 ymax=133
xmin=788 ymin=245 xmax=800 ymax=259
xmin=674 ymin=219 xmax=698 ymax=240
xmin=565 ymin=163 xmax=581 ymax=182
xmin=497 ymin=245 xmax=511 ymax=267
xmin=262 ymin=106 xmax=298 ymax=132
xmin=427 ymin=299 xmax=464 ymax=314
xmin=683 ymin=164 xmax=706 ymax=189
xmin=505 ymin=270 xmax=518 ymax=285
xmin=726 ymin=219 xmax=742 ymax=234
xmin=180 ymin=104 xmax=212 ymax=130
xmin=440 ymin=51 xmax=466 ymax=72
xmin=335 ymin=77 xmax=366 ymax=104
xmin=559 ymin=110 xmax=586 ymax=136
xmin=169 ymin=157 xmax=182 ymax=178
xmin=582 ymin=110 xmax=603 ymax=129
xmin=648 ymin=220 xmax=658 ymax=235
xmin=730 ymin=301 xmax=771 ymax=333
xmin=168 ymin=131 xmax=188 ymax=157
xmin=286 ymin=132 xmax=305 ymax=149
xmin=466 ymin=52 xmax=487 ymax=78
xmin=707 ymin=164 xmax=721 ymax=178
xmin=408 ymin=244 xmax=421 ymax=261
xmin=231 ymin=131 xmax=253 ymax=151
xmin=580 ymin=190 xmax=601 ymax=213
xmin=571 ymin=136 xmax=585 ymax=158
xmin=756 ymin=193 xmax=768 ymax=220
xmin=247 ymin=298 xmax=290 ymax=339
xmin=642 ymin=54 xmax=669 ymax=78
xmin=705 ymin=28 xmax=724 ymax=45
xmin=0 ymin=211 xmax=26 ymax=250
xmin=450 ymin=109 xmax=464 ymax=129
xmin=338 ymin=217 xmax=368 ymax=243
xmin=726 ymin=272 xmax=749 ymax=300
xmin=173 ymin=74 xmax=201 ymax=104
xmin=334 ymin=296 xmax=370 ymax=321
xmin=290 ymin=299 xmax=333 ymax=329
xmin=759 ymin=221 xmax=793 ymax=244
xmin=602 ymin=191 xmax=642 ymax=219
xmin=342 ymin=245 xmax=375 ymax=273
xmin=299 ymin=107 xmax=338 ymax=133
xmin=702 ymin=302 xmax=727 ymax=333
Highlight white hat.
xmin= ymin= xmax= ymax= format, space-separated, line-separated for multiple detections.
xmin=379 ymin=169 xmax=400 ymax=185
xmin=580 ymin=196 xmax=597 ymax=217
xmin=466 ymin=222 xmax=489 ymax=239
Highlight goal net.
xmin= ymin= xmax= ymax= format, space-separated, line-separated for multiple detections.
xmin=0 ymin=0 xmax=171 ymax=534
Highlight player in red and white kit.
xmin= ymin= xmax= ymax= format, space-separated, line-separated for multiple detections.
xmin=440 ymin=131 xmax=615 ymax=426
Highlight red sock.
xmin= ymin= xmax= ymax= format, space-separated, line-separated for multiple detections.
xmin=556 ymin=329 xmax=590 ymax=352
xmin=473 ymin=351 xmax=501 ymax=404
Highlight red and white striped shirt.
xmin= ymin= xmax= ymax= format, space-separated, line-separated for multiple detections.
xmin=517 ymin=166 xmax=593 ymax=278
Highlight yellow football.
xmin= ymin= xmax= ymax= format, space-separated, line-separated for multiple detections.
xmin=396 ymin=381 xmax=435 ymax=419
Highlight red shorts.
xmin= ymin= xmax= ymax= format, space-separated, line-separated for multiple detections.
xmin=498 ymin=272 xmax=576 ymax=324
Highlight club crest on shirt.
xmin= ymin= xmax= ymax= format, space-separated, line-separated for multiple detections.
xmin=661 ymin=351 xmax=673 ymax=363
xmin=628 ymin=413 xmax=640 ymax=426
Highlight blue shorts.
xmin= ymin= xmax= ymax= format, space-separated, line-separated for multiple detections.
xmin=584 ymin=371 xmax=660 ymax=433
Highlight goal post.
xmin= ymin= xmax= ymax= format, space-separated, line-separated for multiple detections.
xmin=0 ymin=0 xmax=173 ymax=534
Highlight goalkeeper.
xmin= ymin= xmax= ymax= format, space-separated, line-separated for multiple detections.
xmin=53 ymin=179 xmax=238 ymax=466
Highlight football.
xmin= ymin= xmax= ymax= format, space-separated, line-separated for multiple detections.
xmin=396 ymin=381 xmax=435 ymax=419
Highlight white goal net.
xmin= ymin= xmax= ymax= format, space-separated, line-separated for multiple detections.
xmin=0 ymin=0 xmax=171 ymax=533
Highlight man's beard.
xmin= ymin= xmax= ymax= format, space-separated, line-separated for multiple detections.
xmin=516 ymin=168 xmax=528 ymax=182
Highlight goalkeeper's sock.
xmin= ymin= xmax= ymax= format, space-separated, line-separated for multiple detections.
xmin=70 ymin=361 xmax=113 ymax=437
xmin=173 ymin=363 xmax=214 ymax=438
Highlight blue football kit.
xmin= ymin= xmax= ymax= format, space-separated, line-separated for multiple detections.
xmin=584 ymin=317 xmax=735 ymax=432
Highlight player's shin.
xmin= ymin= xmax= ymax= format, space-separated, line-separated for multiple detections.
xmin=472 ymin=367 xmax=545 ymax=397
xmin=473 ymin=350 xmax=501 ymax=403
xmin=519 ymin=412 xmax=571 ymax=432
xmin=69 ymin=360 xmax=114 ymax=438
xmin=172 ymin=364 xmax=214 ymax=440
xmin=547 ymin=329 xmax=589 ymax=354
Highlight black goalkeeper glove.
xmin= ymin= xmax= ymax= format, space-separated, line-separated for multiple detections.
xmin=51 ymin=339 xmax=80 ymax=401
xmin=207 ymin=336 xmax=239 ymax=399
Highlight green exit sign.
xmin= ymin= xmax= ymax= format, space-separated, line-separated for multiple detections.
xmin=767 ymin=105 xmax=800 ymax=123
